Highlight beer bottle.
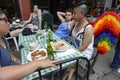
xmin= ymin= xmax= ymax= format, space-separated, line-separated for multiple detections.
xmin=48 ymin=29 xmax=53 ymax=41
xmin=44 ymin=22 xmax=49 ymax=32
xmin=46 ymin=32 xmax=54 ymax=60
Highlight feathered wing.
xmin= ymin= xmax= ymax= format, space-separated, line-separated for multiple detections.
xmin=93 ymin=12 xmax=120 ymax=54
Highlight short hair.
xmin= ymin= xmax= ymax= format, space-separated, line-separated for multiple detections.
xmin=73 ymin=1 xmax=88 ymax=15
xmin=65 ymin=9 xmax=72 ymax=13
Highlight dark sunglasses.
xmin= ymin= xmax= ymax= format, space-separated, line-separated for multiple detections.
xmin=0 ymin=17 xmax=8 ymax=23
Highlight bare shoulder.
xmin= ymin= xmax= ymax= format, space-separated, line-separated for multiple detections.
xmin=85 ymin=24 xmax=94 ymax=33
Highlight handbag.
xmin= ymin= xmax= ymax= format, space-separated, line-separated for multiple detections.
xmin=22 ymin=28 xmax=36 ymax=36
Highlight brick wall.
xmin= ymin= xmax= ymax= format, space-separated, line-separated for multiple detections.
xmin=19 ymin=0 xmax=31 ymax=20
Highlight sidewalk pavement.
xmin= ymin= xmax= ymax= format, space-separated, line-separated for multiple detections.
xmin=89 ymin=46 xmax=116 ymax=80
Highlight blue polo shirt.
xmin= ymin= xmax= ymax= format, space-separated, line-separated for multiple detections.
xmin=0 ymin=46 xmax=14 ymax=67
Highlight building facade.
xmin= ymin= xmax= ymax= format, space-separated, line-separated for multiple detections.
xmin=1 ymin=0 xmax=118 ymax=22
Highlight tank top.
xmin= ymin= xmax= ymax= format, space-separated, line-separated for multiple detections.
xmin=72 ymin=23 xmax=94 ymax=59
xmin=55 ymin=21 xmax=71 ymax=40
xmin=31 ymin=13 xmax=39 ymax=26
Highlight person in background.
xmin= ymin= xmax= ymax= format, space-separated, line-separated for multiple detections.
xmin=0 ymin=9 xmax=57 ymax=80
xmin=23 ymin=5 xmax=42 ymax=30
xmin=55 ymin=9 xmax=73 ymax=40
xmin=104 ymin=8 xmax=109 ymax=12
xmin=116 ymin=2 xmax=120 ymax=11
xmin=99 ymin=3 xmax=105 ymax=16
xmin=111 ymin=34 xmax=120 ymax=73
xmin=70 ymin=2 xmax=94 ymax=59
xmin=90 ymin=6 xmax=98 ymax=17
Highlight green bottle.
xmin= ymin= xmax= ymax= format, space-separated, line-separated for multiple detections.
xmin=48 ymin=29 xmax=53 ymax=41
xmin=46 ymin=32 xmax=54 ymax=60
xmin=44 ymin=22 xmax=49 ymax=32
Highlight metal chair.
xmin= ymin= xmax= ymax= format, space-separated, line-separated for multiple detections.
xmin=67 ymin=37 xmax=99 ymax=74
xmin=89 ymin=49 xmax=99 ymax=74
xmin=38 ymin=56 xmax=90 ymax=80
xmin=76 ymin=50 xmax=99 ymax=80
xmin=74 ymin=41 xmax=99 ymax=80
xmin=90 ymin=40 xmax=99 ymax=74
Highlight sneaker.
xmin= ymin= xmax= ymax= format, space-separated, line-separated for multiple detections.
xmin=116 ymin=68 xmax=120 ymax=74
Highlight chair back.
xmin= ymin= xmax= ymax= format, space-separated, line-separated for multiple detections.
xmin=87 ymin=39 xmax=99 ymax=74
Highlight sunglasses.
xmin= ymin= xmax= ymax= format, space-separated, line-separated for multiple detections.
xmin=0 ymin=17 xmax=8 ymax=23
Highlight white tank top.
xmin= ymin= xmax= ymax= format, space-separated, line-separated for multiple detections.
xmin=72 ymin=23 xmax=94 ymax=59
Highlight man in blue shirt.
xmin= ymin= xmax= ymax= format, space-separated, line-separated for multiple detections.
xmin=0 ymin=9 xmax=57 ymax=80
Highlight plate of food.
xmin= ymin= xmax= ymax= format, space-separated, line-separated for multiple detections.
xmin=27 ymin=49 xmax=48 ymax=61
xmin=50 ymin=42 xmax=68 ymax=52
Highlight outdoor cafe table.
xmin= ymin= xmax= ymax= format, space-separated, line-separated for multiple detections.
xmin=19 ymin=30 xmax=86 ymax=80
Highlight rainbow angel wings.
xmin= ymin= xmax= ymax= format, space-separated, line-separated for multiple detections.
xmin=93 ymin=12 xmax=120 ymax=54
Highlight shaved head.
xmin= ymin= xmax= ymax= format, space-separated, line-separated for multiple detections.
xmin=73 ymin=2 xmax=88 ymax=15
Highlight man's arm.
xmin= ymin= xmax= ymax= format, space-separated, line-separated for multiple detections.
xmin=78 ymin=25 xmax=94 ymax=51
xmin=0 ymin=59 xmax=57 ymax=80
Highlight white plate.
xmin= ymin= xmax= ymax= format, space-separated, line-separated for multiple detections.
xmin=53 ymin=46 xmax=67 ymax=52
xmin=27 ymin=49 xmax=48 ymax=61
xmin=51 ymin=42 xmax=68 ymax=52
